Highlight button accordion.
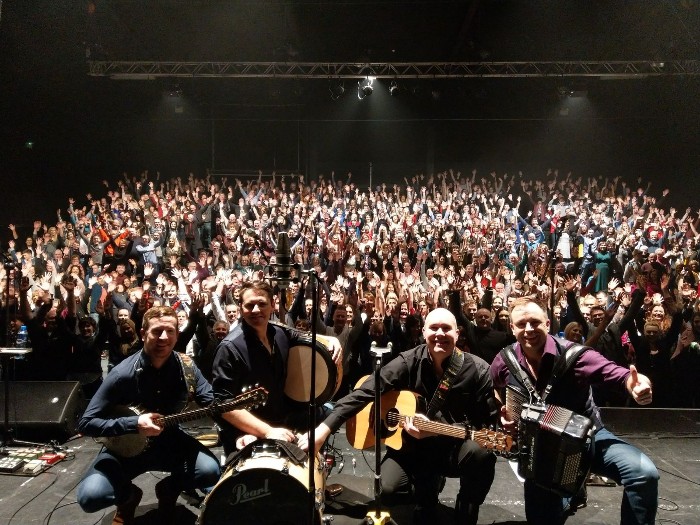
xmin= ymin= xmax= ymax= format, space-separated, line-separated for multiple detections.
xmin=507 ymin=385 xmax=594 ymax=497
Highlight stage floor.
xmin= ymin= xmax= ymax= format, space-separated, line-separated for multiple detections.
xmin=0 ymin=409 xmax=698 ymax=525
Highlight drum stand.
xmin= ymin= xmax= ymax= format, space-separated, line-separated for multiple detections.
xmin=364 ymin=342 xmax=393 ymax=525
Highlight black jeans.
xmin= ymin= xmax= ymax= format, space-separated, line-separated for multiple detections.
xmin=380 ymin=436 xmax=496 ymax=509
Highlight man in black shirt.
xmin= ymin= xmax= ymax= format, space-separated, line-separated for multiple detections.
xmin=212 ymin=281 xmax=342 ymax=455
xmin=468 ymin=308 xmax=516 ymax=363
xmin=76 ymin=306 xmax=220 ymax=525
xmin=299 ymin=308 xmax=498 ymax=525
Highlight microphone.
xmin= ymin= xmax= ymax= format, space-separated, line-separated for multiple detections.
xmin=274 ymin=231 xmax=294 ymax=289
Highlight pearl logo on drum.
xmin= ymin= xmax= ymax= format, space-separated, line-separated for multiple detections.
xmin=228 ymin=479 xmax=272 ymax=505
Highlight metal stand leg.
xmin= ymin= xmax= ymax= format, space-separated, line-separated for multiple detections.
xmin=364 ymin=342 xmax=393 ymax=525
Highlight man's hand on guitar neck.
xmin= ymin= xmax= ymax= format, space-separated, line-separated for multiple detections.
xmin=402 ymin=414 xmax=437 ymax=440
xmin=498 ymin=406 xmax=517 ymax=437
xmin=138 ymin=413 xmax=164 ymax=436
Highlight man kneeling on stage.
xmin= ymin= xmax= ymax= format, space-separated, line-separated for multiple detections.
xmin=298 ymin=308 xmax=498 ymax=525
xmin=76 ymin=306 xmax=220 ymax=525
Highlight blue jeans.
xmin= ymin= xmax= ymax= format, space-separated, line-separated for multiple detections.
xmin=77 ymin=430 xmax=221 ymax=513
xmin=524 ymin=427 xmax=658 ymax=525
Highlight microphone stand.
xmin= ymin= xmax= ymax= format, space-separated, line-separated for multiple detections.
xmin=271 ymin=229 xmax=322 ymax=523
xmin=1 ymin=262 xmax=33 ymax=448
xmin=545 ymin=249 xmax=557 ymax=335
xmin=365 ymin=342 xmax=393 ymax=525
xmin=297 ymin=265 xmax=321 ymax=525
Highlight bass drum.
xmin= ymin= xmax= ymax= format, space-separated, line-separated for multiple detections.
xmin=285 ymin=333 xmax=342 ymax=404
xmin=198 ymin=440 xmax=324 ymax=525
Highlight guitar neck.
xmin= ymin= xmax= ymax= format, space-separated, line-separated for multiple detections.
xmin=413 ymin=418 xmax=467 ymax=440
xmin=154 ymin=392 xmax=264 ymax=428
xmin=412 ymin=418 xmax=511 ymax=454
xmin=157 ymin=406 xmax=218 ymax=428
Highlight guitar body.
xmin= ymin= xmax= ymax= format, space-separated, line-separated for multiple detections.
xmin=345 ymin=376 xmax=513 ymax=455
xmin=346 ymin=376 xmax=422 ymax=451
xmin=94 ymin=405 xmax=149 ymax=458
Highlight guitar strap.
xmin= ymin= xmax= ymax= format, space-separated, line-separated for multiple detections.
xmin=426 ymin=348 xmax=464 ymax=419
xmin=176 ymin=353 xmax=197 ymax=403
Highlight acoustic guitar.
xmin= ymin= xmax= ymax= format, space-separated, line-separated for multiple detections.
xmin=95 ymin=387 xmax=267 ymax=457
xmin=346 ymin=387 xmax=513 ymax=456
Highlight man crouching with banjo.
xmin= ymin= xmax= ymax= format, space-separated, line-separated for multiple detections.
xmin=76 ymin=306 xmax=221 ymax=525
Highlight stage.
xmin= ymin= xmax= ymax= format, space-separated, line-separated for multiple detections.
xmin=0 ymin=408 xmax=698 ymax=525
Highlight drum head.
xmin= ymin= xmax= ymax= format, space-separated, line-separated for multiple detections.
xmin=285 ymin=343 xmax=334 ymax=403
xmin=200 ymin=466 xmax=319 ymax=525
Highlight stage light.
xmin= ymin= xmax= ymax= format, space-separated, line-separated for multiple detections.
xmin=389 ymin=81 xmax=399 ymax=96
xmin=329 ymin=80 xmax=346 ymax=100
xmin=357 ymin=77 xmax=374 ymax=99
xmin=167 ymin=83 xmax=183 ymax=98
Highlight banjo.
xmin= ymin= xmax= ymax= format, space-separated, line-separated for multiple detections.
xmin=95 ymin=387 xmax=267 ymax=457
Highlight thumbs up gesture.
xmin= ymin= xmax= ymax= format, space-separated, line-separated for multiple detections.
xmin=626 ymin=365 xmax=653 ymax=406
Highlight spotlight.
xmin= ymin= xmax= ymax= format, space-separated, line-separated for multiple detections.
xmin=357 ymin=77 xmax=374 ymax=99
xmin=389 ymin=81 xmax=399 ymax=96
xmin=557 ymin=85 xmax=587 ymax=98
xmin=167 ymin=83 xmax=183 ymax=98
xmin=329 ymin=80 xmax=345 ymax=100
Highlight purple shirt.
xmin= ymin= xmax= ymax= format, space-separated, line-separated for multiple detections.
xmin=490 ymin=336 xmax=630 ymax=421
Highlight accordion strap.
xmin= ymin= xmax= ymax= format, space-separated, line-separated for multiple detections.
xmin=426 ymin=348 xmax=464 ymax=419
xmin=500 ymin=345 xmax=541 ymax=404
xmin=541 ymin=340 xmax=588 ymax=402
xmin=500 ymin=339 xmax=589 ymax=404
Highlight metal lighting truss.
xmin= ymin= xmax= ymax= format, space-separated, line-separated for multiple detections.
xmin=88 ymin=60 xmax=700 ymax=79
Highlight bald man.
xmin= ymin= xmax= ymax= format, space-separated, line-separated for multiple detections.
xmin=300 ymin=308 xmax=497 ymax=525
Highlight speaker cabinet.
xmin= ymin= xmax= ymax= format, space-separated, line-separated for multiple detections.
xmin=0 ymin=381 xmax=86 ymax=443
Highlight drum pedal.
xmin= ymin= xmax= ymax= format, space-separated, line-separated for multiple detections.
xmin=180 ymin=488 xmax=205 ymax=508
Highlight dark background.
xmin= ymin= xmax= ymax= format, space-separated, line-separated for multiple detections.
xmin=1 ymin=1 xmax=699 ymax=234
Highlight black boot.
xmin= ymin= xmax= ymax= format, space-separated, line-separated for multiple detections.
xmin=455 ymin=499 xmax=479 ymax=525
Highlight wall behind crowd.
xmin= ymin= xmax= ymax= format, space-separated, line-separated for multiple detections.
xmin=3 ymin=107 xmax=697 ymax=232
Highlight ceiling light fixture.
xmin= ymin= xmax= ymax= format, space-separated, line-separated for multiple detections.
xmin=329 ymin=80 xmax=345 ymax=100
xmin=357 ymin=76 xmax=374 ymax=99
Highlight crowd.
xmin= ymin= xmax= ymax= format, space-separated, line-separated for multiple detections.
xmin=1 ymin=167 xmax=699 ymax=407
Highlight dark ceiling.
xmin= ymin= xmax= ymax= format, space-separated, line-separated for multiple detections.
xmin=83 ymin=1 xmax=699 ymax=62
xmin=1 ymin=1 xmax=699 ymax=228
xmin=3 ymin=1 xmax=699 ymax=110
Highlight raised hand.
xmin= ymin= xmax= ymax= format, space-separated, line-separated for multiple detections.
xmin=626 ymin=365 xmax=652 ymax=405
xmin=563 ymin=275 xmax=578 ymax=292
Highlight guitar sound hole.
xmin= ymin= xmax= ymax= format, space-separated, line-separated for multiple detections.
xmin=385 ymin=408 xmax=401 ymax=432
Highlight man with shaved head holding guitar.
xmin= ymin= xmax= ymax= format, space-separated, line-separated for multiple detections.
xmin=299 ymin=308 xmax=502 ymax=525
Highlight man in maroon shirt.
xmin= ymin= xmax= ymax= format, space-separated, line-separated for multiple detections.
xmin=490 ymin=298 xmax=658 ymax=525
